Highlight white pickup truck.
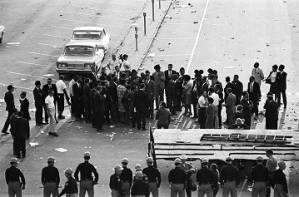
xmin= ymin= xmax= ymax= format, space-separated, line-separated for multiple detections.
xmin=0 ymin=26 xmax=4 ymax=44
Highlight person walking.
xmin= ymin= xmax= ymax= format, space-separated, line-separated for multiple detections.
xmin=156 ymin=102 xmax=171 ymax=129
xmin=168 ymin=158 xmax=186 ymax=197
xmin=205 ymin=97 xmax=216 ymax=129
xmin=5 ymin=157 xmax=25 ymax=197
xmin=225 ymin=88 xmax=237 ymax=127
xmin=56 ymin=75 xmax=71 ymax=119
xmin=273 ymin=161 xmax=288 ymax=197
xmin=250 ymin=156 xmax=268 ymax=197
xmin=41 ymin=156 xmax=60 ymax=197
xmin=19 ymin=91 xmax=30 ymax=121
xmin=42 ymin=78 xmax=58 ymax=123
xmin=143 ymin=157 xmax=161 ymax=197
xmin=251 ymin=62 xmax=264 ymax=87
xmin=74 ymin=152 xmax=99 ymax=197
xmin=276 ymin=65 xmax=287 ymax=108
xmin=120 ymin=158 xmax=133 ymax=197
xmin=131 ymin=171 xmax=149 ymax=197
xmin=247 ymin=76 xmax=261 ymax=120
xmin=220 ymin=157 xmax=240 ymax=197
xmin=196 ymin=158 xmax=217 ymax=197
xmin=110 ymin=165 xmax=123 ymax=197
xmin=58 ymin=168 xmax=78 ymax=197
xmin=265 ymin=150 xmax=277 ymax=197
xmin=264 ymin=93 xmax=278 ymax=129
xmin=2 ymin=84 xmax=16 ymax=134
xmin=45 ymin=90 xmax=58 ymax=137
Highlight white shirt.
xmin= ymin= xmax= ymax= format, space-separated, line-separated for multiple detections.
xmin=56 ymin=80 xmax=67 ymax=94
xmin=198 ymin=96 xmax=207 ymax=108
xmin=210 ymin=93 xmax=219 ymax=106
xmin=270 ymin=71 xmax=277 ymax=83
xmin=45 ymin=95 xmax=55 ymax=109
xmin=69 ymin=79 xmax=75 ymax=96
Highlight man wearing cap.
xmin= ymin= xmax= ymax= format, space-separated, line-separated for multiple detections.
xmin=265 ymin=150 xmax=277 ymax=197
xmin=74 ymin=152 xmax=99 ymax=197
xmin=41 ymin=156 xmax=60 ymax=197
xmin=179 ymin=155 xmax=194 ymax=197
xmin=273 ymin=161 xmax=288 ymax=197
xmin=264 ymin=93 xmax=278 ymax=129
xmin=143 ymin=157 xmax=161 ymax=197
xmin=131 ymin=171 xmax=149 ymax=197
xmin=120 ymin=158 xmax=133 ymax=197
xmin=5 ymin=157 xmax=25 ymax=197
xmin=2 ymin=84 xmax=16 ymax=134
xmin=196 ymin=159 xmax=217 ymax=197
xmin=58 ymin=168 xmax=78 ymax=197
xmin=168 ymin=158 xmax=187 ymax=197
xmin=250 ymin=156 xmax=268 ymax=197
xmin=110 ymin=165 xmax=123 ymax=197
xmin=220 ymin=157 xmax=240 ymax=197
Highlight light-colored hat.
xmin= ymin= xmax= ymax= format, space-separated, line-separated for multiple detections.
xmin=84 ymin=151 xmax=91 ymax=158
xmin=256 ymin=156 xmax=264 ymax=161
xmin=180 ymin=155 xmax=187 ymax=160
xmin=278 ymin=160 xmax=286 ymax=169
xmin=114 ymin=165 xmax=123 ymax=171
xmin=174 ymin=158 xmax=182 ymax=164
xmin=135 ymin=171 xmax=143 ymax=179
xmin=10 ymin=157 xmax=18 ymax=164
xmin=121 ymin=158 xmax=129 ymax=164
xmin=64 ymin=168 xmax=73 ymax=175
xmin=135 ymin=164 xmax=142 ymax=171
xmin=47 ymin=156 xmax=55 ymax=163
xmin=201 ymin=158 xmax=209 ymax=164
xmin=146 ymin=157 xmax=153 ymax=163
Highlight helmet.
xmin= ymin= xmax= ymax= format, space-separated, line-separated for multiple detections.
xmin=64 ymin=168 xmax=73 ymax=175
xmin=47 ymin=156 xmax=55 ymax=163
xmin=174 ymin=158 xmax=182 ymax=164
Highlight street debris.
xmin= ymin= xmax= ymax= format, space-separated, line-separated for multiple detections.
xmin=96 ymin=12 xmax=102 ymax=15
xmin=29 ymin=108 xmax=36 ymax=112
xmin=165 ymin=15 xmax=172 ymax=19
xmin=0 ymin=98 xmax=4 ymax=103
xmin=75 ymin=126 xmax=83 ymax=130
xmin=257 ymin=50 xmax=261 ymax=53
xmin=158 ymin=48 xmax=165 ymax=51
xmin=54 ymin=148 xmax=68 ymax=153
xmin=20 ymin=78 xmax=26 ymax=81
xmin=7 ymin=42 xmax=21 ymax=45
xmin=193 ymin=21 xmax=198 ymax=24
xmin=147 ymin=53 xmax=155 ymax=57
xmin=107 ymin=132 xmax=116 ymax=141
xmin=191 ymin=10 xmax=196 ymax=13
xmin=29 ymin=142 xmax=39 ymax=147
xmin=109 ymin=125 xmax=115 ymax=128
xmin=40 ymin=130 xmax=45 ymax=134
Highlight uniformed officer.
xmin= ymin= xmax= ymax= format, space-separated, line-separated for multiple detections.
xmin=168 ymin=158 xmax=186 ymax=197
xmin=74 ymin=152 xmax=99 ymax=197
xmin=196 ymin=159 xmax=216 ymax=197
xmin=120 ymin=158 xmax=133 ymax=197
xmin=41 ymin=156 xmax=60 ymax=197
xmin=180 ymin=155 xmax=194 ymax=197
xmin=143 ymin=157 xmax=161 ymax=197
xmin=131 ymin=171 xmax=149 ymax=197
xmin=220 ymin=157 xmax=240 ymax=197
xmin=273 ymin=161 xmax=288 ymax=197
xmin=265 ymin=149 xmax=277 ymax=197
xmin=5 ymin=157 xmax=25 ymax=197
xmin=250 ymin=156 xmax=268 ymax=197
xmin=133 ymin=164 xmax=148 ymax=183
xmin=109 ymin=165 xmax=123 ymax=197
xmin=58 ymin=168 xmax=78 ymax=197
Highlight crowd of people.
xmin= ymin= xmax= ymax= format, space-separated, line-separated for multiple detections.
xmin=5 ymin=149 xmax=289 ymax=197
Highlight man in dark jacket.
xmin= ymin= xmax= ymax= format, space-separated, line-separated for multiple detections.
xmin=110 ymin=165 xmax=123 ymax=197
xmin=276 ymin=65 xmax=287 ymax=108
xmin=58 ymin=168 xmax=78 ymax=197
xmin=34 ymin=80 xmax=45 ymax=125
xmin=41 ymin=156 xmax=60 ymax=197
xmin=164 ymin=64 xmax=178 ymax=108
xmin=220 ymin=157 xmax=240 ymax=197
xmin=247 ymin=76 xmax=261 ymax=120
xmin=82 ymin=78 xmax=91 ymax=123
xmin=42 ymin=78 xmax=57 ymax=123
xmin=250 ymin=156 xmax=268 ymax=197
xmin=232 ymin=75 xmax=243 ymax=104
xmin=145 ymin=72 xmax=155 ymax=119
xmin=131 ymin=171 xmax=149 ymax=197
xmin=168 ymin=158 xmax=186 ymax=197
xmin=224 ymin=76 xmax=234 ymax=102
xmin=10 ymin=111 xmax=30 ymax=158
xmin=264 ymin=93 xmax=278 ymax=129
xmin=2 ymin=85 xmax=16 ymax=134
xmin=94 ymin=87 xmax=105 ymax=132
xmin=134 ymin=83 xmax=148 ymax=130
xmin=143 ymin=157 xmax=161 ymax=197
xmin=73 ymin=79 xmax=84 ymax=119
xmin=197 ymin=158 xmax=217 ymax=197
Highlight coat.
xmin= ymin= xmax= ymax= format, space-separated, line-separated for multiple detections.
xmin=4 ymin=91 xmax=15 ymax=111
xmin=42 ymin=84 xmax=58 ymax=103
xmin=10 ymin=114 xmax=30 ymax=139
xmin=251 ymin=67 xmax=264 ymax=85
xmin=152 ymin=71 xmax=165 ymax=95
xmin=247 ymin=82 xmax=261 ymax=103
xmin=205 ymin=104 xmax=216 ymax=129
xmin=20 ymin=98 xmax=31 ymax=120
xmin=164 ymin=70 xmax=178 ymax=87
xmin=33 ymin=87 xmax=44 ymax=107
xmin=276 ymin=71 xmax=287 ymax=91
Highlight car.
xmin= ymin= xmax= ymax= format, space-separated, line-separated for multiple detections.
xmin=71 ymin=26 xmax=110 ymax=52
xmin=0 ymin=26 xmax=4 ymax=44
xmin=56 ymin=40 xmax=105 ymax=77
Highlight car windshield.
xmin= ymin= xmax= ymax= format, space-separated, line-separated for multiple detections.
xmin=64 ymin=46 xmax=94 ymax=56
xmin=73 ymin=31 xmax=102 ymax=40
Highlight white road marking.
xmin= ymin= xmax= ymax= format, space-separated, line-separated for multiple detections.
xmin=6 ymin=42 xmax=21 ymax=45
xmin=38 ymin=42 xmax=58 ymax=48
xmin=156 ymin=53 xmax=190 ymax=57
xmin=158 ymin=37 xmax=193 ymax=40
xmin=43 ymin=34 xmax=67 ymax=39
xmin=29 ymin=52 xmax=57 ymax=58
xmin=186 ymin=0 xmax=210 ymax=73
xmin=17 ymin=61 xmax=49 ymax=67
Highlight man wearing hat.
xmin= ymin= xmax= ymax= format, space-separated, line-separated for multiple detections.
xmin=196 ymin=159 xmax=217 ymax=197
xmin=5 ymin=157 xmax=25 ymax=197
xmin=110 ymin=165 xmax=123 ymax=197
xmin=33 ymin=80 xmax=45 ymax=126
xmin=168 ymin=158 xmax=186 ymax=197
xmin=41 ymin=156 xmax=60 ymax=197
xmin=265 ymin=150 xmax=277 ymax=197
xmin=2 ymin=84 xmax=16 ymax=134
xmin=143 ymin=157 xmax=161 ymax=197
xmin=250 ymin=156 xmax=268 ymax=197
xmin=220 ymin=157 xmax=240 ymax=197
xmin=58 ymin=168 xmax=78 ymax=197
xmin=120 ymin=158 xmax=133 ymax=197
xmin=179 ymin=155 xmax=194 ymax=197
xmin=272 ymin=161 xmax=288 ymax=197
xmin=74 ymin=152 xmax=99 ymax=197
xmin=264 ymin=93 xmax=278 ymax=129
xmin=131 ymin=171 xmax=149 ymax=197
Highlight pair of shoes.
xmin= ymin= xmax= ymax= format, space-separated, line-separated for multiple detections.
xmin=2 ymin=131 xmax=9 ymax=135
xmin=48 ymin=132 xmax=59 ymax=137
xmin=42 ymin=122 xmax=48 ymax=125
xmin=58 ymin=115 xmax=65 ymax=119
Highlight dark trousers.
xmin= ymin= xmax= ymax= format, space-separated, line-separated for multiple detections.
xmin=277 ymin=90 xmax=287 ymax=107
xmin=136 ymin=111 xmax=146 ymax=129
xmin=13 ymin=138 xmax=26 ymax=158
xmin=218 ymin=104 xmax=222 ymax=127
xmin=186 ymin=188 xmax=192 ymax=197
xmin=2 ymin=110 xmax=13 ymax=133
xmin=176 ymin=95 xmax=182 ymax=111
xmin=147 ymin=98 xmax=154 ymax=118
xmin=57 ymin=94 xmax=64 ymax=116
xmin=252 ymin=100 xmax=259 ymax=117
xmin=44 ymin=105 xmax=49 ymax=123
xmin=35 ymin=105 xmax=43 ymax=124
xmin=266 ymin=118 xmax=278 ymax=129
xmin=157 ymin=124 xmax=169 ymax=129
xmin=110 ymin=102 xmax=118 ymax=122
xmin=70 ymin=96 xmax=75 ymax=114
xmin=198 ymin=107 xmax=207 ymax=129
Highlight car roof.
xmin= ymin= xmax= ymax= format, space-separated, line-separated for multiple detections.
xmin=65 ymin=40 xmax=97 ymax=47
xmin=73 ymin=26 xmax=104 ymax=32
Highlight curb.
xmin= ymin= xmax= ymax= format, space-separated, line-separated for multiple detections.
xmin=138 ymin=0 xmax=175 ymax=70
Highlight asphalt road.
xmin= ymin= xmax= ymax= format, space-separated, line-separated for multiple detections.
xmin=1 ymin=0 xmax=299 ymax=196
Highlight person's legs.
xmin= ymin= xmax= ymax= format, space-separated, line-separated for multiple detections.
xmin=282 ymin=90 xmax=287 ymax=107
xmin=2 ymin=110 xmax=13 ymax=133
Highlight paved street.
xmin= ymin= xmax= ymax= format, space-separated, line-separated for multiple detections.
xmin=1 ymin=0 xmax=299 ymax=196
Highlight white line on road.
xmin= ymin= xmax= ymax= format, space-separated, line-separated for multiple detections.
xmin=7 ymin=71 xmax=57 ymax=80
xmin=186 ymin=0 xmax=210 ymax=73
xmin=43 ymin=34 xmax=67 ymax=39
xmin=17 ymin=61 xmax=49 ymax=67
xmin=37 ymin=42 xmax=58 ymax=49
xmin=158 ymin=37 xmax=193 ymax=40
xmin=156 ymin=54 xmax=190 ymax=57
xmin=29 ymin=52 xmax=57 ymax=58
